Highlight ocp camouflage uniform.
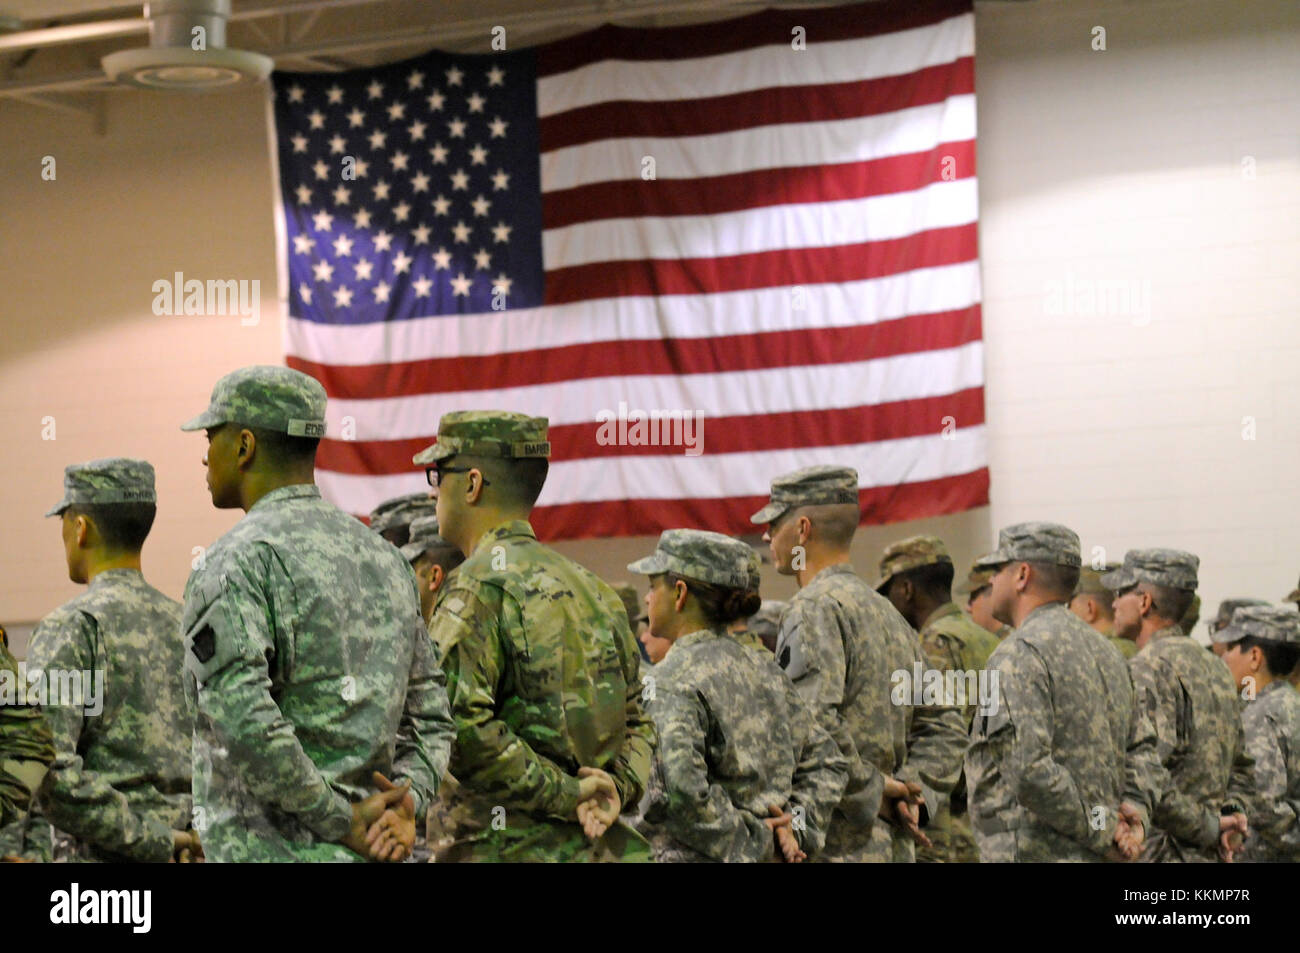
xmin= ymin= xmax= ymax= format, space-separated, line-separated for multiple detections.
xmin=1104 ymin=550 xmax=1254 ymax=862
xmin=180 ymin=366 xmax=454 ymax=862
xmin=0 ymin=633 xmax=55 ymax=831
xmin=418 ymin=411 xmax=655 ymax=862
xmin=966 ymin=524 xmax=1164 ymax=862
xmin=752 ymin=467 xmax=968 ymax=862
xmin=629 ymin=530 xmax=847 ymax=862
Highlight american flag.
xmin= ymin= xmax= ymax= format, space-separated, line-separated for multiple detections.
xmin=272 ymin=0 xmax=987 ymax=540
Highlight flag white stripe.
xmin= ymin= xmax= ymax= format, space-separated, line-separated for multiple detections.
xmin=318 ymin=424 xmax=989 ymax=513
xmin=536 ymin=13 xmax=974 ymax=117
xmin=540 ymin=96 xmax=975 ymax=191
xmin=322 ymin=341 xmax=985 ymax=441
xmin=543 ymin=178 xmax=977 ymax=269
xmin=286 ymin=261 xmax=981 ymax=365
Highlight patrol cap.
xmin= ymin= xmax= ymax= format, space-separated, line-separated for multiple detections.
xmin=745 ymin=549 xmax=762 ymax=591
xmin=1210 ymin=597 xmax=1272 ymax=633
xmin=369 ymin=492 xmax=437 ymax=537
xmin=45 ymin=458 xmax=157 ymax=518
xmin=412 ymin=411 xmax=550 ymax=465
xmin=613 ymin=583 xmax=648 ymax=627
xmin=1214 ymin=605 xmax=1300 ymax=646
xmin=1100 ymin=549 xmax=1199 ymax=592
xmin=875 ymin=535 xmax=952 ymax=592
xmin=627 ymin=529 xmax=753 ymax=589
xmin=1284 ymin=575 xmax=1300 ymax=604
xmin=982 ymin=522 xmax=1082 ymax=568
xmin=399 ymin=515 xmax=454 ymax=562
xmin=1072 ymin=564 xmax=1121 ymax=600
xmin=749 ymin=465 xmax=859 ymax=525
xmin=180 ymin=365 xmax=327 ymax=438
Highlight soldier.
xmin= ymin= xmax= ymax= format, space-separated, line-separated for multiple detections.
xmin=747 ymin=601 xmax=786 ymax=656
xmin=416 ymin=411 xmax=655 ymax=862
xmin=369 ymin=492 xmax=438 ymax=548
xmin=612 ymin=583 xmax=652 ymax=664
xmin=1215 ymin=605 xmax=1300 ymax=862
xmin=628 ymin=530 xmax=847 ymax=862
xmin=9 ymin=460 xmax=192 ymax=863
xmin=1105 ymin=549 xmax=1253 ymax=862
xmin=876 ymin=535 xmax=999 ymax=863
xmin=751 ymin=465 xmax=967 ymax=862
xmin=0 ymin=627 xmax=55 ymax=835
xmin=180 ymin=365 xmax=454 ymax=862
xmin=966 ymin=522 xmax=1162 ymax=862
xmin=399 ymin=515 xmax=465 ymax=625
xmin=1069 ymin=564 xmax=1134 ymax=659
xmin=1207 ymin=598 xmax=1271 ymax=659
xmin=957 ymin=558 xmax=1012 ymax=640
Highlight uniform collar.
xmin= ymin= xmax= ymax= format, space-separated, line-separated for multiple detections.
xmin=472 ymin=519 xmax=537 ymax=557
xmin=807 ymin=562 xmax=857 ymax=586
xmin=87 ymin=567 xmax=143 ymax=591
xmin=1147 ymin=623 xmax=1184 ymax=644
xmin=922 ymin=601 xmax=963 ymax=629
xmin=1258 ymin=679 xmax=1291 ymax=699
xmin=248 ymin=483 xmax=321 ymax=514
xmin=672 ymin=627 xmax=723 ymax=652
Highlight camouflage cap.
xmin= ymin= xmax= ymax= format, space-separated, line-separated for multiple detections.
xmin=412 ymin=410 xmax=550 ymax=465
xmin=874 ymin=535 xmax=952 ymax=592
xmin=45 ymin=458 xmax=157 ymax=518
xmin=613 ymin=583 xmax=648 ymax=626
xmin=955 ymin=565 xmax=993 ymax=598
xmin=1214 ymin=605 xmax=1300 ymax=646
xmin=180 ymin=365 xmax=327 ymax=437
xmin=1210 ymin=597 xmax=1272 ymax=633
xmin=1284 ymin=575 xmax=1300 ymax=604
xmin=369 ymin=492 xmax=437 ymax=536
xmin=399 ymin=515 xmax=454 ymax=562
xmin=1072 ymin=564 xmax=1121 ymax=600
xmin=1100 ymin=548 xmax=1199 ymax=592
xmin=983 ymin=522 xmax=1082 ymax=568
xmin=749 ymin=465 xmax=859 ymax=525
xmin=627 ymin=529 xmax=752 ymax=589
xmin=745 ymin=549 xmax=762 ymax=591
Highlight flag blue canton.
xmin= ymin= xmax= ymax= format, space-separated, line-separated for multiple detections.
xmin=272 ymin=49 xmax=543 ymax=325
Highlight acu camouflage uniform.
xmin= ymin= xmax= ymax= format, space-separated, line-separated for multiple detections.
xmin=180 ymin=366 xmax=454 ymax=862
xmin=0 ymin=628 xmax=55 ymax=832
xmin=1207 ymin=605 xmax=1300 ymax=862
xmin=630 ymin=530 xmax=847 ymax=861
xmin=753 ymin=467 xmax=967 ymax=862
xmin=877 ymin=535 xmax=1000 ymax=863
xmin=1104 ymin=549 xmax=1254 ymax=862
xmin=966 ymin=524 xmax=1164 ymax=863
xmin=418 ymin=412 xmax=655 ymax=862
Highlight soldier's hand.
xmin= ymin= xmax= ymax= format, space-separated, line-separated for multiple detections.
xmin=894 ymin=798 xmax=932 ymax=849
xmin=766 ymin=805 xmax=805 ymax=863
xmin=1116 ymin=802 xmax=1144 ymax=861
xmin=575 ymin=766 xmax=620 ymax=840
xmin=366 ymin=772 xmax=418 ymax=862
xmin=1218 ymin=813 xmax=1247 ymax=863
xmin=343 ymin=774 xmax=412 ymax=860
xmin=170 ymin=829 xmax=202 ymax=863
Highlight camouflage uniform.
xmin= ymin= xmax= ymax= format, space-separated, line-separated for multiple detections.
xmin=180 ymin=366 xmax=454 ymax=862
xmin=1103 ymin=549 xmax=1254 ymax=862
xmin=957 ymin=558 xmax=1013 ymax=641
xmin=0 ymin=632 xmax=55 ymax=831
xmin=1215 ymin=606 xmax=1300 ymax=862
xmin=1071 ymin=564 xmax=1136 ymax=659
xmin=966 ymin=523 xmax=1164 ymax=862
xmin=628 ymin=530 xmax=847 ymax=861
xmin=876 ymin=535 xmax=999 ymax=863
xmin=752 ymin=467 xmax=967 ymax=862
xmin=1206 ymin=598 xmax=1271 ymax=645
xmin=418 ymin=412 xmax=655 ymax=862
xmin=369 ymin=492 xmax=439 ymax=547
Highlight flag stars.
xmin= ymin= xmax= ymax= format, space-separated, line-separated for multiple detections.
xmin=450 ymin=272 xmax=473 ymax=296
xmin=326 ymin=85 xmax=344 ymax=105
xmin=427 ymin=89 xmax=445 ymax=111
xmin=353 ymin=208 xmax=373 ymax=229
xmin=492 ymin=273 xmax=512 ymax=296
xmin=488 ymin=116 xmax=508 ymax=138
xmin=412 ymin=275 xmax=433 ymax=298
xmin=313 ymin=259 xmax=335 ymax=282
xmin=298 ymin=281 xmax=313 ymax=304
xmin=407 ymin=69 xmax=425 ymax=90
xmin=447 ymin=118 xmax=466 ymax=138
xmin=332 ymin=234 xmax=354 ymax=257
xmin=332 ymin=185 xmax=351 ymax=206
xmin=431 ymin=194 xmax=451 ymax=216
xmin=354 ymin=258 xmax=374 ymax=280
xmin=373 ymin=179 xmax=391 ymax=201
xmin=408 ymin=119 xmax=427 ymax=141
xmin=307 ymin=110 xmax=325 ymax=130
xmin=491 ymin=221 xmax=512 ymax=243
xmin=390 ymin=150 xmax=410 ymax=172
xmin=333 ymin=285 xmax=354 ymax=308
xmin=290 ymin=133 xmax=309 ymax=153
xmin=351 ymin=157 xmax=369 ymax=178
xmin=411 ymin=171 xmax=430 ymax=193
xmin=473 ymin=248 xmax=491 ymax=270
xmin=452 ymin=220 xmax=471 ymax=243
xmin=412 ymin=223 xmax=431 ymax=245
xmin=373 ymin=280 xmax=392 ymax=303
xmin=466 ymin=92 xmax=485 ymax=113
xmin=393 ymin=200 xmax=412 ymax=222
xmin=346 ymin=107 xmax=366 ymax=128
xmin=373 ymin=230 xmax=394 ymax=252
xmin=294 ymin=184 xmax=313 ymax=205
xmin=469 ymin=144 xmax=488 ymax=165
xmin=446 ymin=66 xmax=464 ymax=86
xmin=429 ymin=142 xmax=449 ymax=164
xmin=491 ymin=168 xmax=510 ymax=191
xmin=287 ymin=84 xmax=305 ymax=103
xmin=292 ymin=233 xmax=315 ymax=255
xmin=486 ymin=66 xmax=505 ymax=87
xmin=387 ymin=101 xmax=407 ymax=122
xmin=312 ymin=159 xmax=330 ymax=181
xmin=367 ymin=80 xmax=384 ymax=100
xmin=432 ymin=246 xmax=452 ymax=269
xmin=311 ymin=210 xmax=335 ymax=232
xmin=392 ymin=251 xmax=413 ymax=274
xmin=450 ymin=168 xmax=469 ymax=190
xmin=471 ymin=194 xmax=491 ymax=216
xmin=368 ymin=129 xmax=388 ymax=150
xmin=328 ymin=134 xmax=347 ymax=154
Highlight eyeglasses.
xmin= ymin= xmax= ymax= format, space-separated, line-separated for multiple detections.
xmin=425 ymin=465 xmax=490 ymax=488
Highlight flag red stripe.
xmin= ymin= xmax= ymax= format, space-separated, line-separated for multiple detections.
xmin=543 ymin=222 xmax=978 ymax=304
xmin=542 ymin=139 xmax=976 ymax=230
xmin=312 ymin=386 xmax=987 ymax=476
xmin=536 ymin=0 xmax=972 ymax=76
xmin=527 ymin=468 xmax=991 ymax=540
xmin=539 ymin=58 xmax=974 ymax=153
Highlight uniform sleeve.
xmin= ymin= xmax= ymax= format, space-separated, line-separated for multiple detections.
xmin=784 ymin=676 xmax=849 ymax=855
xmin=28 ymin=611 xmax=175 ymax=862
xmin=1243 ymin=706 xmax=1300 ymax=852
xmin=996 ymin=645 xmax=1115 ymax=854
xmin=0 ymin=644 xmax=55 ymax=829
xmin=184 ymin=549 xmax=352 ymax=843
xmin=1130 ymin=656 xmax=1219 ymax=849
xmin=603 ymin=602 xmax=656 ymax=812
xmin=391 ymin=597 xmax=455 ymax=822
xmin=896 ymin=641 xmax=969 ymax=822
xmin=778 ymin=598 xmax=885 ymax=827
xmin=1223 ymin=708 xmax=1255 ymax=817
xmin=431 ymin=584 xmax=583 ymax=818
xmin=650 ymin=684 xmax=771 ymax=862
